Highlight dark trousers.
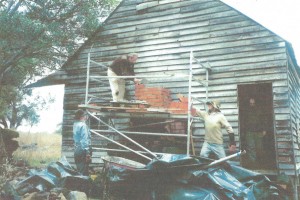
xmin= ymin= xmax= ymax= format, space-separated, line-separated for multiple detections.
xmin=245 ymin=131 xmax=264 ymax=164
xmin=74 ymin=146 xmax=89 ymax=176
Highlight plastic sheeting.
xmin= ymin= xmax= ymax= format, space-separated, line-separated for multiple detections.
xmin=3 ymin=157 xmax=91 ymax=198
xmin=3 ymin=154 xmax=289 ymax=200
xmin=103 ymin=154 xmax=289 ymax=200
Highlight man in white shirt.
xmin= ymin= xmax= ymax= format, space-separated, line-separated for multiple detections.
xmin=107 ymin=53 xmax=140 ymax=102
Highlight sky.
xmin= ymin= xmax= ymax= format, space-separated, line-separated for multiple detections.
xmin=222 ymin=0 xmax=300 ymax=65
xmin=18 ymin=0 xmax=300 ymax=133
xmin=18 ymin=85 xmax=64 ymax=133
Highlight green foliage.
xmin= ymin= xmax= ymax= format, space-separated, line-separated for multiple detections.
xmin=5 ymin=88 xmax=55 ymax=129
xmin=0 ymin=86 xmax=17 ymax=117
xmin=0 ymin=0 xmax=119 ymax=127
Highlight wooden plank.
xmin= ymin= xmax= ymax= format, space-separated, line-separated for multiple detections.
xmin=95 ymin=18 xmax=255 ymax=50
xmin=93 ymin=24 xmax=258 ymax=51
xmin=136 ymin=2 xmax=159 ymax=11
xmin=83 ymin=37 xmax=283 ymax=60
xmin=110 ymin=0 xmax=213 ymax=21
xmin=69 ymin=46 xmax=286 ymax=73
xmin=77 ymin=32 xmax=284 ymax=62
xmin=148 ymin=0 xmax=216 ymax=13
xmin=75 ymin=41 xmax=286 ymax=68
xmin=274 ymin=107 xmax=290 ymax=114
xmin=100 ymin=12 xmax=249 ymax=37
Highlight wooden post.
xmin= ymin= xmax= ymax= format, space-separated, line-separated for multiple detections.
xmin=187 ymin=51 xmax=193 ymax=155
xmin=85 ymin=53 xmax=91 ymax=105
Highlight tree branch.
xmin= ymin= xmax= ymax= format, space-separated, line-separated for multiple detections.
xmin=1 ymin=117 xmax=8 ymax=129
xmin=0 ymin=30 xmax=45 ymax=83
xmin=8 ymin=0 xmax=25 ymax=16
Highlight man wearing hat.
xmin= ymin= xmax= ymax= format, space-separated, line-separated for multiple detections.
xmin=73 ymin=109 xmax=91 ymax=175
xmin=193 ymin=100 xmax=236 ymax=159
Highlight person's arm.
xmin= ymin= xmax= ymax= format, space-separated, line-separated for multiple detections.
xmin=220 ymin=114 xmax=236 ymax=151
xmin=80 ymin=124 xmax=92 ymax=163
xmin=127 ymin=63 xmax=141 ymax=82
xmin=127 ymin=64 xmax=140 ymax=83
xmin=80 ymin=124 xmax=90 ymax=154
xmin=192 ymin=109 xmax=207 ymax=119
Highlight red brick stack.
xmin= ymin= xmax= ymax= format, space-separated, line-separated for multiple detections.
xmin=168 ymin=95 xmax=188 ymax=114
xmin=135 ymin=83 xmax=172 ymax=108
xmin=135 ymin=84 xmax=192 ymax=135
xmin=135 ymin=84 xmax=195 ymax=115
xmin=167 ymin=94 xmax=189 ymax=114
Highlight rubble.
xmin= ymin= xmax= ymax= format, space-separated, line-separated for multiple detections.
xmin=102 ymin=153 xmax=290 ymax=200
xmin=1 ymin=154 xmax=291 ymax=200
xmin=1 ymin=157 xmax=96 ymax=200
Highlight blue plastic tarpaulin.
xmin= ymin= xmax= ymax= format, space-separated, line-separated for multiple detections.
xmin=102 ymin=154 xmax=289 ymax=200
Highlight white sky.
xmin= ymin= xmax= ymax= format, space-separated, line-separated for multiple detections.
xmin=18 ymin=85 xmax=64 ymax=133
xmin=19 ymin=0 xmax=300 ymax=133
xmin=222 ymin=0 xmax=300 ymax=65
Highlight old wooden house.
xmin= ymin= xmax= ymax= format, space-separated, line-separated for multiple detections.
xmin=32 ymin=0 xmax=300 ymax=197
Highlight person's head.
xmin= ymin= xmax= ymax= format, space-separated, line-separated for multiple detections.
xmin=206 ymin=100 xmax=221 ymax=112
xmin=127 ymin=53 xmax=138 ymax=64
xmin=74 ymin=109 xmax=87 ymax=121
xmin=249 ymin=98 xmax=256 ymax=107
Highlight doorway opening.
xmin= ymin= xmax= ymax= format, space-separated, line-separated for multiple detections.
xmin=238 ymin=83 xmax=276 ymax=170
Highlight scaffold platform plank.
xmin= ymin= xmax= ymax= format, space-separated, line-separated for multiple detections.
xmin=78 ymin=104 xmax=190 ymax=119
xmin=110 ymin=100 xmax=150 ymax=108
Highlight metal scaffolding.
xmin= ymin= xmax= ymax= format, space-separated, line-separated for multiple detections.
xmin=82 ymin=51 xmax=211 ymax=160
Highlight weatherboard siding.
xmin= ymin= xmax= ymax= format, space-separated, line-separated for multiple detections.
xmin=287 ymin=52 xmax=300 ymax=173
xmin=60 ymin=0 xmax=299 ymax=175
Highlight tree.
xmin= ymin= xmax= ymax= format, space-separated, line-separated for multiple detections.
xmin=3 ymin=88 xmax=55 ymax=129
xmin=0 ymin=0 xmax=119 ymax=128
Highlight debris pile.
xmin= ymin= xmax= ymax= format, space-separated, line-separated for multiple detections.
xmin=102 ymin=154 xmax=290 ymax=200
xmin=1 ymin=154 xmax=291 ymax=200
xmin=1 ymin=157 xmax=98 ymax=200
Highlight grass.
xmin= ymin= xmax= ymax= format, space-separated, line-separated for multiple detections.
xmin=0 ymin=160 xmax=15 ymax=190
xmin=13 ymin=131 xmax=62 ymax=167
xmin=0 ymin=132 xmax=62 ymax=193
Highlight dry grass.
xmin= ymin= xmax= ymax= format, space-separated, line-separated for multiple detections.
xmin=13 ymin=132 xmax=62 ymax=167
xmin=0 ymin=160 xmax=15 ymax=190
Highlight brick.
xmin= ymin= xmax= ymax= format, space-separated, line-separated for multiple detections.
xmin=135 ymin=83 xmax=145 ymax=89
xmin=178 ymin=103 xmax=188 ymax=110
xmin=169 ymin=102 xmax=180 ymax=109
xmin=135 ymin=84 xmax=173 ymax=108
xmin=179 ymin=96 xmax=188 ymax=103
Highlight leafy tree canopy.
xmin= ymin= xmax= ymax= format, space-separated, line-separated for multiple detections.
xmin=0 ymin=0 xmax=119 ymax=128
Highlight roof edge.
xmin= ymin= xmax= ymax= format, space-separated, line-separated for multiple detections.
xmin=25 ymin=70 xmax=68 ymax=88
